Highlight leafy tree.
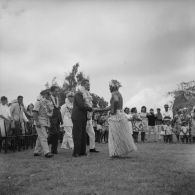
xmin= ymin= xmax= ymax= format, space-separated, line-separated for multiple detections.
xmin=45 ymin=82 xmax=50 ymax=89
xmin=64 ymin=63 xmax=79 ymax=91
xmin=169 ymin=80 xmax=195 ymax=114
xmin=45 ymin=63 xmax=108 ymax=107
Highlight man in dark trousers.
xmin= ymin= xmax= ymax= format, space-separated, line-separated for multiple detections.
xmin=48 ymin=86 xmax=63 ymax=154
xmin=71 ymin=79 xmax=93 ymax=157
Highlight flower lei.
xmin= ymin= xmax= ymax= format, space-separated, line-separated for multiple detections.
xmin=40 ymin=97 xmax=53 ymax=117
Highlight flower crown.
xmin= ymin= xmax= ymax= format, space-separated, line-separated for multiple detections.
xmin=109 ymin=79 xmax=122 ymax=89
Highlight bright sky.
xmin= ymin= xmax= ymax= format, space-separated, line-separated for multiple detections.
xmin=0 ymin=0 xmax=195 ymax=111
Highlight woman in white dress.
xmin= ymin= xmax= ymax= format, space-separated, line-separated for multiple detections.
xmin=124 ymin=107 xmax=133 ymax=135
xmin=61 ymin=92 xmax=74 ymax=150
xmin=105 ymin=80 xmax=137 ymax=158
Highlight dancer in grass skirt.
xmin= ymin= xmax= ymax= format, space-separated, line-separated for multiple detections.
xmin=104 ymin=80 xmax=137 ymax=158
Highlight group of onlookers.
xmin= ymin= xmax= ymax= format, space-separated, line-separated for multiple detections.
xmin=0 ymin=86 xmax=63 ymax=156
xmin=122 ymin=104 xmax=195 ymax=144
xmin=0 ymin=81 xmax=100 ymax=157
xmin=1 ymin=88 xmax=195 ymax=157
xmin=0 ymin=96 xmax=35 ymax=137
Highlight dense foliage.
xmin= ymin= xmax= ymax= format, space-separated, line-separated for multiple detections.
xmin=45 ymin=63 xmax=108 ymax=108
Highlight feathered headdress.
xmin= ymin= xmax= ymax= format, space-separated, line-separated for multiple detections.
xmin=109 ymin=79 xmax=122 ymax=89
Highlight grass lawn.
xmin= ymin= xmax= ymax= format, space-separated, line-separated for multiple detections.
xmin=0 ymin=143 xmax=195 ymax=195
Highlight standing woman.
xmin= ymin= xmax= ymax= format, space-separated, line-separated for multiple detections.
xmin=106 ymin=80 xmax=137 ymax=158
xmin=140 ymin=106 xmax=148 ymax=142
xmin=25 ymin=103 xmax=35 ymax=134
xmin=124 ymin=107 xmax=133 ymax=135
xmin=61 ymin=92 xmax=74 ymax=149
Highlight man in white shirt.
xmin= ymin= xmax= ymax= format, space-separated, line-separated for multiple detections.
xmin=10 ymin=96 xmax=28 ymax=135
xmin=0 ymin=96 xmax=12 ymax=137
xmin=162 ymin=104 xmax=173 ymax=120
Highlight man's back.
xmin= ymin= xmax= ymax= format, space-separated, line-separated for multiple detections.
xmin=72 ymin=92 xmax=92 ymax=121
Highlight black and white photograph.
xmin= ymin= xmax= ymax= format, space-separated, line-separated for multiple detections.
xmin=0 ymin=0 xmax=195 ymax=194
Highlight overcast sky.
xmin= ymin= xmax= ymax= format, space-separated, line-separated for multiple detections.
xmin=0 ymin=0 xmax=195 ymax=111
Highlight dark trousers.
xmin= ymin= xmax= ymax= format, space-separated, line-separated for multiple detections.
xmin=181 ymin=135 xmax=189 ymax=143
xmin=141 ymin=132 xmax=145 ymax=142
xmin=48 ymin=133 xmax=59 ymax=153
xmin=165 ymin=135 xmax=173 ymax=143
xmin=72 ymin=119 xmax=87 ymax=155
xmin=102 ymin=130 xmax=108 ymax=143
xmin=12 ymin=121 xmax=24 ymax=151
xmin=133 ymin=132 xmax=139 ymax=143
xmin=95 ymin=130 xmax=101 ymax=143
xmin=48 ymin=118 xmax=60 ymax=153
xmin=176 ymin=134 xmax=180 ymax=142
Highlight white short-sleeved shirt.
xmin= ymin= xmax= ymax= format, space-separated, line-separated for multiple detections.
xmin=33 ymin=99 xmax=52 ymax=127
xmin=0 ymin=104 xmax=11 ymax=122
xmin=162 ymin=110 xmax=173 ymax=120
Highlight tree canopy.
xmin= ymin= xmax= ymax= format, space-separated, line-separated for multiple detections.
xmin=45 ymin=63 xmax=108 ymax=107
xmin=169 ymin=80 xmax=195 ymax=114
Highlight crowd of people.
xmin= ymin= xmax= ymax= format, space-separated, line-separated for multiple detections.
xmin=123 ymin=105 xmax=195 ymax=144
xmin=0 ymin=79 xmax=195 ymax=158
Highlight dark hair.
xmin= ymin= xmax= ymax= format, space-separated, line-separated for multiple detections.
xmin=157 ymin=108 xmax=161 ymax=111
xmin=131 ymin=107 xmax=137 ymax=113
xmin=109 ymin=85 xmax=118 ymax=92
xmin=1 ymin=96 xmax=7 ymax=101
xmin=27 ymin=103 xmax=34 ymax=111
xmin=141 ymin=106 xmax=146 ymax=109
xmin=124 ymin=107 xmax=130 ymax=113
xmin=40 ymin=89 xmax=50 ymax=96
xmin=124 ymin=107 xmax=129 ymax=111
xmin=81 ymin=79 xmax=89 ymax=86
xmin=17 ymin=96 xmax=23 ymax=100
xmin=150 ymin=108 xmax=154 ymax=111
xmin=50 ymin=86 xmax=58 ymax=92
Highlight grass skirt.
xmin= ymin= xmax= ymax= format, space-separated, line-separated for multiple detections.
xmin=108 ymin=111 xmax=137 ymax=157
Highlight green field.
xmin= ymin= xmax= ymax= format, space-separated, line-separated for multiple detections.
xmin=0 ymin=143 xmax=195 ymax=195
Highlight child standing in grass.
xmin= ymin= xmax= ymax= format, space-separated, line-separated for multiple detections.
xmin=180 ymin=122 xmax=189 ymax=144
xmin=164 ymin=120 xmax=173 ymax=143
xmin=160 ymin=120 xmax=167 ymax=143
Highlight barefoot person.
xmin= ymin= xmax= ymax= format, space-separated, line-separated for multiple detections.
xmin=105 ymin=80 xmax=137 ymax=158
